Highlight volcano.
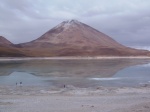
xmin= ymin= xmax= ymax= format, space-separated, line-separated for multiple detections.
xmin=17 ymin=20 xmax=149 ymax=57
xmin=20 ymin=20 xmax=125 ymax=48
xmin=0 ymin=20 xmax=149 ymax=57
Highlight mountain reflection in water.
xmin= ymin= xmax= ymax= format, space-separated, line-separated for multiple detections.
xmin=0 ymin=59 xmax=150 ymax=87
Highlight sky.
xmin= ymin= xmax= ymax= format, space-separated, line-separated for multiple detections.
xmin=0 ymin=0 xmax=150 ymax=50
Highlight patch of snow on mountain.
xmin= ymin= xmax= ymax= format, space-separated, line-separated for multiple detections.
xmin=53 ymin=20 xmax=81 ymax=31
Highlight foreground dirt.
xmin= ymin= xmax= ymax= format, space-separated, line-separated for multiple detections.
xmin=0 ymin=86 xmax=150 ymax=112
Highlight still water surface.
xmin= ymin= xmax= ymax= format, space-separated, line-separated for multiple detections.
xmin=0 ymin=59 xmax=150 ymax=87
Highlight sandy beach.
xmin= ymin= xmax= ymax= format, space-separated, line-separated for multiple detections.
xmin=0 ymin=86 xmax=150 ymax=112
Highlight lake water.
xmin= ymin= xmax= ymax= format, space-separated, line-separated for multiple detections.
xmin=0 ymin=58 xmax=150 ymax=88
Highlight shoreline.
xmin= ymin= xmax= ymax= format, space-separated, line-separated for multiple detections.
xmin=0 ymin=85 xmax=150 ymax=96
xmin=0 ymin=85 xmax=150 ymax=112
xmin=0 ymin=56 xmax=150 ymax=61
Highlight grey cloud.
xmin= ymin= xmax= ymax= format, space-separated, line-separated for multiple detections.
xmin=0 ymin=0 xmax=150 ymax=48
xmin=83 ymin=3 xmax=150 ymax=46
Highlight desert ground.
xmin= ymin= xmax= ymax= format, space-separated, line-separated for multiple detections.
xmin=0 ymin=85 xmax=150 ymax=112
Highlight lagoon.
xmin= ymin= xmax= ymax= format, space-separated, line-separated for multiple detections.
xmin=0 ymin=58 xmax=150 ymax=87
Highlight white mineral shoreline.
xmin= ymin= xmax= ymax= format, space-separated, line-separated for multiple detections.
xmin=0 ymin=56 xmax=150 ymax=61
xmin=0 ymin=86 xmax=150 ymax=112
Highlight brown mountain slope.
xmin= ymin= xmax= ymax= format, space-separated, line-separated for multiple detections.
xmin=0 ymin=36 xmax=13 ymax=47
xmin=17 ymin=20 xmax=150 ymax=57
xmin=0 ymin=47 xmax=26 ymax=57
xmin=0 ymin=36 xmax=26 ymax=57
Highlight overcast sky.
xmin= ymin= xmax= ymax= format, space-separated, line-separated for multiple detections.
xmin=0 ymin=0 xmax=150 ymax=50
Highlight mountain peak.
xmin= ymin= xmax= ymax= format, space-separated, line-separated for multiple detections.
xmin=17 ymin=20 xmax=150 ymax=57
xmin=64 ymin=19 xmax=80 ymax=24
xmin=22 ymin=19 xmax=125 ymax=48
xmin=53 ymin=19 xmax=81 ymax=31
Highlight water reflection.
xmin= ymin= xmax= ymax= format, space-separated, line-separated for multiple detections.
xmin=0 ymin=59 xmax=150 ymax=87
xmin=0 ymin=72 xmax=50 ymax=86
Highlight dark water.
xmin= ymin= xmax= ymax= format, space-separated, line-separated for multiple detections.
xmin=0 ymin=59 xmax=150 ymax=87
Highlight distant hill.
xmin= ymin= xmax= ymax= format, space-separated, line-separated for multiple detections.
xmin=0 ymin=20 xmax=150 ymax=57
xmin=0 ymin=36 xmax=13 ymax=47
xmin=0 ymin=36 xmax=25 ymax=57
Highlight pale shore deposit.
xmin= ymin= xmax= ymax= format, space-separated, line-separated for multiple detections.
xmin=0 ymin=86 xmax=150 ymax=112
xmin=0 ymin=56 xmax=150 ymax=61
